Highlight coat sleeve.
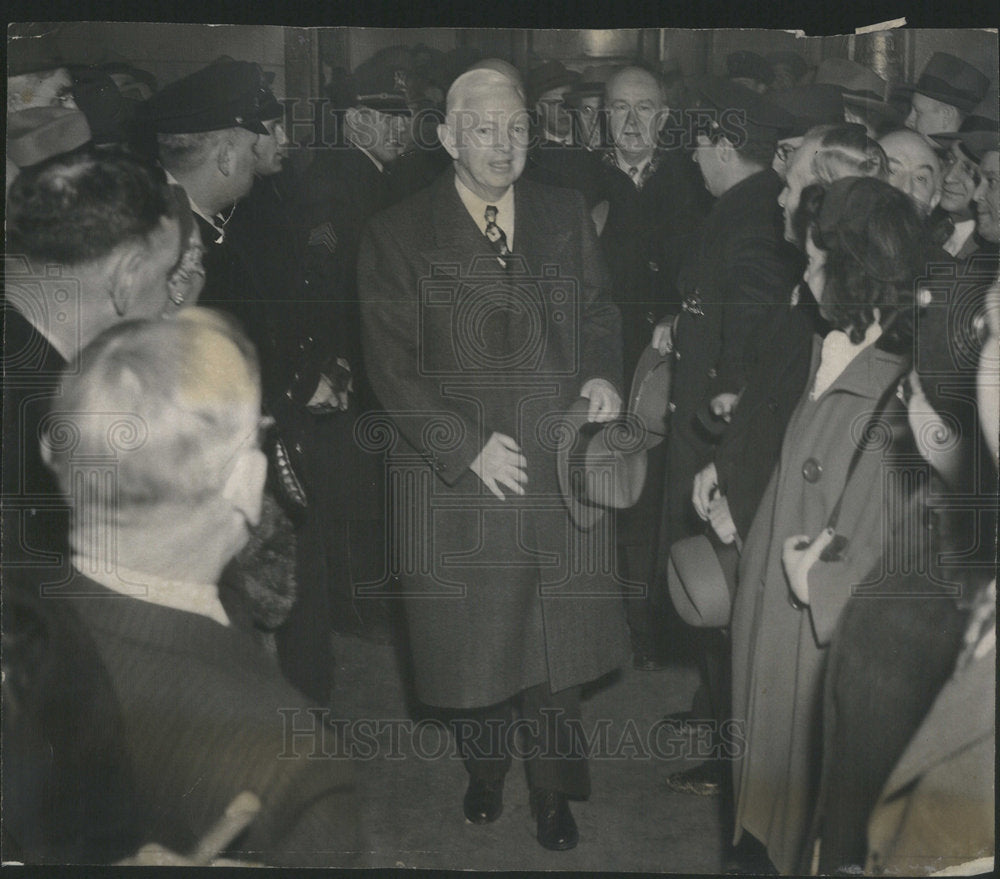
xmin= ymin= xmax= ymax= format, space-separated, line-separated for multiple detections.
xmin=573 ymin=189 xmax=624 ymax=396
xmin=713 ymin=231 xmax=799 ymax=397
xmin=358 ymin=213 xmax=486 ymax=486
xmin=805 ymin=465 xmax=893 ymax=646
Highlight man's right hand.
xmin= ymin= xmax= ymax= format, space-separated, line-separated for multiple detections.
xmin=651 ymin=317 xmax=675 ymax=356
xmin=692 ymin=462 xmax=719 ymax=521
xmin=470 ymin=432 xmax=528 ymax=500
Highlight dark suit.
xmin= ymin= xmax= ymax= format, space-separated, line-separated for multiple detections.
xmin=521 ymin=139 xmax=604 ymax=209
xmin=594 ymin=148 xmax=713 ymax=376
xmin=658 ymin=168 xmax=802 ymax=560
xmin=714 ymin=299 xmax=814 ymax=541
xmin=61 ymin=574 xmax=359 ymax=867
xmin=358 ymin=170 xmax=629 ymax=793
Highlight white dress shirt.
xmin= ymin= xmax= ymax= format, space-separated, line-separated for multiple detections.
xmin=455 ymin=174 xmax=515 ymax=250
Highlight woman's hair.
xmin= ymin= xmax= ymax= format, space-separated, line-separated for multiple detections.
xmin=795 ymin=176 xmax=929 ymax=349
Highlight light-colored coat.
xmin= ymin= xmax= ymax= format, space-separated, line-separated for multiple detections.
xmin=730 ymin=336 xmax=908 ymax=874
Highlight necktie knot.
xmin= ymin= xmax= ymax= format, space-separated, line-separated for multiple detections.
xmin=484 ymin=205 xmax=510 ymax=267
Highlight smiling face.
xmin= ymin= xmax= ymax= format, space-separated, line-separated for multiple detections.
xmin=440 ymin=79 xmax=529 ymax=202
xmin=940 ymin=140 xmax=980 ymax=216
xmin=879 ymin=129 xmax=942 ymax=217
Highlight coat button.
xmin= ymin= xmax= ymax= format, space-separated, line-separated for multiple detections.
xmin=707 ymin=367 xmax=717 ymax=379
xmin=802 ymin=457 xmax=822 ymax=483
xmin=648 ymin=260 xmax=659 ymax=272
xmin=294 ymin=442 xmax=303 ymax=454
xmin=767 ymin=398 xmax=778 ymax=411
xmin=668 ymin=402 xmax=677 ymax=413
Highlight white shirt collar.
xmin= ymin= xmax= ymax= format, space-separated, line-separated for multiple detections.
xmin=943 ymin=218 xmax=976 ymax=257
xmin=72 ymin=554 xmax=230 ymax=628
xmin=811 ymin=321 xmax=883 ymax=400
xmin=454 ymin=173 xmax=515 ymax=251
xmin=543 ymin=131 xmax=572 ymax=146
xmin=614 ymin=150 xmax=652 ymax=184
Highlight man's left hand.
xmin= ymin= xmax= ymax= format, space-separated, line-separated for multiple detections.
xmin=580 ymin=379 xmax=622 ymax=423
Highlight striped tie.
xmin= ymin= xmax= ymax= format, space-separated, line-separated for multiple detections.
xmin=484 ymin=204 xmax=511 ymax=267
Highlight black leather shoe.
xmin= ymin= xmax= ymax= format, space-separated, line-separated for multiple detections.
xmin=463 ymin=776 xmax=504 ymax=824
xmin=530 ymin=789 xmax=578 ymax=851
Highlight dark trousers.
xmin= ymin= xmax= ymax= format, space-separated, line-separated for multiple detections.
xmin=450 ymin=682 xmax=590 ymax=797
xmin=275 ymin=507 xmax=335 ymax=707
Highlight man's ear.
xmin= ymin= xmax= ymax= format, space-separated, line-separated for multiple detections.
xmin=438 ymin=120 xmax=459 ymax=160
xmin=217 ymin=135 xmax=235 ymax=176
xmin=716 ymin=135 xmax=736 ymax=163
xmin=108 ymin=243 xmax=144 ymax=316
xmin=222 ymin=447 xmax=267 ymax=527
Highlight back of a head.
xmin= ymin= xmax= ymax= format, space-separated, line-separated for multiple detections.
xmin=44 ymin=308 xmax=260 ymax=518
xmin=5 ymin=146 xmax=173 ymax=267
xmin=800 ymin=176 xmax=928 ymax=346
xmin=809 ymin=122 xmax=889 ymax=184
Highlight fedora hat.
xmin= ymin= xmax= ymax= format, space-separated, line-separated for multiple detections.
xmin=526 ymin=60 xmax=580 ymax=104
xmin=814 ymin=58 xmax=904 ymax=130
xmin=667 ymin=532 xmax=739 ymax=628
xmin=909 ymin=52 xmax=990 ymax=114
xmin=556 ymin=347 xmax=673 ymax=530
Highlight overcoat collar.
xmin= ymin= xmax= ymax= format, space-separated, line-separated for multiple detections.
xmin=807 ymin=333 xmax=908 ymax=401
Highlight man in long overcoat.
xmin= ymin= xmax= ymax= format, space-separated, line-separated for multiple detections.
xmin=358 ymin=67 xmax=629 ymax=851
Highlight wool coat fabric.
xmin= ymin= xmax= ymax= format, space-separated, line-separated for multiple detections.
xmin=657 ymin=168 xmax=802 ymax=558
xmin=730 ymin=336 xmax=908 ymax=874
xmin=358 ymin=170 xmax=630 ymax=709
xmin=66 ymin=575 xmax=360 ymax=868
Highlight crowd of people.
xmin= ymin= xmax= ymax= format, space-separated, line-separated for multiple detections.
xmin=2 ymin=31 xmax=997 ymax=873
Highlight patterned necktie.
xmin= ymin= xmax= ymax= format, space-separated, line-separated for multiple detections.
xmin=484 ymin=205 xmax=510 ymax=267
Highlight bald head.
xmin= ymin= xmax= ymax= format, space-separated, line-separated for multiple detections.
xmin=879 ymin=128 xmax=943 ymax=216
xmin=605 ymin=66 xmax=666 ymax=106
xmin=446 ymin=68 xmax=526 ymax=116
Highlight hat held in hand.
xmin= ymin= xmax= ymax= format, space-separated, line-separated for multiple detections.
xmin=556 ymin=346 xmax=673 ymax=530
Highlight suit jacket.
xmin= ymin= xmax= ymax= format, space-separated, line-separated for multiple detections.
xmin=358 ymin=170 xmax=629 ymax=708
xmin=521 ymin=139 xmax=605 ymax=209
xmin=63 ymin=574 xmax=360 ymax=868
xmin=714 ymin=301 xmax=816 ymax=541
xmin=658 ymin=167 xmax=802 ymax=551
xmin=594 ymin=147 xmax=713 ymax=375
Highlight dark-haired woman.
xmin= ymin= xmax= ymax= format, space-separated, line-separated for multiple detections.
xmin=730 ymin=176 xmax=929 ymax=874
